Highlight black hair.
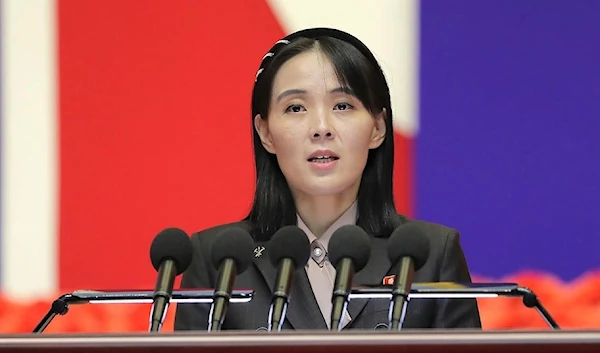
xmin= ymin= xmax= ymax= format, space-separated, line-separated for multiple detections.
xmin=246 ymin=28 xmax=403 ymax=242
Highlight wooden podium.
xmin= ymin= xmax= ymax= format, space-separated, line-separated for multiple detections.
xmin=0 ymin=330 xmax=598 ymax=353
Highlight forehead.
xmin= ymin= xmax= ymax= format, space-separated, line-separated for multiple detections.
xmin=271 ymin=50 xmax=341 ymax=94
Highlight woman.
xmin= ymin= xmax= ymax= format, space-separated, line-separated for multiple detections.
xmin=174 ymin=27 xmax=481 ymax=331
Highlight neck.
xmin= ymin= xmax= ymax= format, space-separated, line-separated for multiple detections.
xmin=294 ymin=193 xmax=357 ymax=238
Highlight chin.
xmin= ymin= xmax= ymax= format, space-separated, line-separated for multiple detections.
xmin=295 ymin=179 xmax=359 ymax=198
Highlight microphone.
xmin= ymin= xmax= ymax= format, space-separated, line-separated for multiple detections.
xmin=267 ymin=226 xmax=311 ymax=332
xmin=148 ymin=227 xmax=193 ymax=332
xmin=386 ymin=223 xmax=430 ymax=330
xmin=328 ymin=225 xmax=371 ymax=331
xmin=208 ymin=227 xmax=254 ymax=331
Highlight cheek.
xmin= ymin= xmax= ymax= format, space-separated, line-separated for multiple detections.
xmin=270 ymin=124 xmax=300 ymax=154
xmin=268 ymin=123 xmax=304 ymax=171
xmin=342 ymin=124 xmax=375 ymax=156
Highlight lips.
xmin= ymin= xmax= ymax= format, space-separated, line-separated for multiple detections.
xmin=308 ymin=156 xmax=339 ymax=163
xmin=307 ymin=150 xmax=340 ymax=162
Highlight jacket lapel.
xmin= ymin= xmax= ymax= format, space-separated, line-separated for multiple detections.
xmin=252 ymin=240 xmax=327 ymax=330
xmin=346 ymin=235 xmax=394 ymax=325
xmin=251 ymin=231 xmax=396 ymax=330
xmin=287 ymin=268 xmax=328 ymax=329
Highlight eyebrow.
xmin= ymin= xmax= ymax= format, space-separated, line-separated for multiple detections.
xmin=275 ymin=86 xmax=356 ymax=103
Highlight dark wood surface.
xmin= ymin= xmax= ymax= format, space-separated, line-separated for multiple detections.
xmin=0 ymin=330 xmax=599 ymax=353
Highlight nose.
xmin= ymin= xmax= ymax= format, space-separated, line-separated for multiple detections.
xmin=309 ymin=111 xmax=334 ymax=141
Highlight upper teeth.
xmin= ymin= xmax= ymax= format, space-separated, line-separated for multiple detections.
xmin=314 ymin=156 xmax=331 ymax=159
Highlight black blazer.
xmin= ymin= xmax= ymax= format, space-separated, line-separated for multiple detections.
xmin=174 ymin=219 xmax=481 ymax=331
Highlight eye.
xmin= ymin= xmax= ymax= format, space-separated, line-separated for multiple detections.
xmin=285 ymin=104 xmax=306 ymax=113
xmin=334 ymin=102 xmax=354 ymax=111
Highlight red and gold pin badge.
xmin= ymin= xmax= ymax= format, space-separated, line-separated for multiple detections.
xmin=383 ymin=275 xmax=395 ymax=285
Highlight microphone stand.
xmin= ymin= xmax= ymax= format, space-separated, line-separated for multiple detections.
xmin=32 ymin=297 xmax=70 ymax=333
xmin=349 ymin=282 xmax=561 ymax=330
xmin=32 ymin=288 xmax=254 ymax=333
xmin=518 ymin=287 xmax=560 ymax=329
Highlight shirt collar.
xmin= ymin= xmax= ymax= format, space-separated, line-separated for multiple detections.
xmin=296 ymin=200 xmax=358 ymax=253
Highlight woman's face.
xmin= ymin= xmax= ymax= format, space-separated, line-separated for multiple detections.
xmin=255 ymin=50 xmax=386 ymax=201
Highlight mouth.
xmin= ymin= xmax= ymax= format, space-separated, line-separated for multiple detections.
xmin=307 ymin=150 xmax=340 ymax=166
xmin=307 ymin=156 xmax=340 ymax=163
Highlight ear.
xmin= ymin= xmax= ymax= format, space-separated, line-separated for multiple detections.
xmin=254 ymin=114 xmax=276 ymax=154
xmin=369 ymin=108 xmax=387 ymax=149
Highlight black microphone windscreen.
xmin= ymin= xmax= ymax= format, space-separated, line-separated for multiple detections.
xmin=150 ymin=228 xmax=193 ymax=275
xmin=268 ymin=226 xmax=311 ymax=268
xmin=210 ymin=228 xmax=255 ymax=273
xmin=387 ymin=223 xmax=431 ymax=271
xmin=329 ymin=225 xmax=371 ymax=272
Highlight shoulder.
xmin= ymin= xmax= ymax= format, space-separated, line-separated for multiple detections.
xmin=403 ymin=218 xmax=460 ymax=247
xmin=189 ymin=220 xmax=251 ymax=245
xmin=393 ymin=217 xmax=464 ymax=272
xmin=185 ymin=221 xmax=252 ymax=270
xmin=373 ymin=215 xmax=463 ymax=257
